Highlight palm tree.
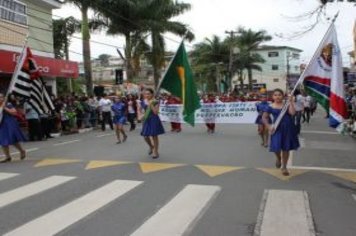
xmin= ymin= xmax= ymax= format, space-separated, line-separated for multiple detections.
xmin=191 ymin=35 xmax=229 ymax=92
xmin=142 ymin=0 xmax=194 ymax=88
xmin=53 ymin=17 xmax=81 ymax=60
xmin=93 ymin=0 xmax=146 ymax=82
xmin=65 ymin=0 xmax=96 ymax=95
xmin=94 ymin=0 xmax=193 ymax=86
xmin=235 ymin=27 xmax=272 ymax=90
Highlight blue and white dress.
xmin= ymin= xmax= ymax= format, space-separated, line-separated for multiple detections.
xmin=0 ymin=103 xmax=26 ymax=146
xmin=265 ymin=105 xmax=299 ymax=152
xmin=111 ymin=102 xmax=126 ymax=125
xmin=140 ymin=100 xmax=165 ymax=137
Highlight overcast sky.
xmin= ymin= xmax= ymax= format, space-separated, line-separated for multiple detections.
xmin=53 ymin=0 xmax=355 ymax=65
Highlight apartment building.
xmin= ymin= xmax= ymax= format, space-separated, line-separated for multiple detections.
xmin=232 ymin=45 xmax=302 ymax=92
xmin=0 ymin=0 xmax=78 ymax=95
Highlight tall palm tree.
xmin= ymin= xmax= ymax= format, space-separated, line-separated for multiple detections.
xmin=191 ymin=35 xmax=229 ymax=92
xmin=66 ymin=0 xmax=96 ymax=95
xmin=93 ymin=0 xmax=146 ymax=82
xmin=142 ymin=0 xmax=194 ymax=88
xmin=53 ymin=16 xmax=80 ymax=60
xmin=235 ymin=27 xmax=272 ymax=90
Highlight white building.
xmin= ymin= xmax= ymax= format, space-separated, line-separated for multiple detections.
xmin=0 ymin=0 xmax=79 ymax=95
xmin=234 ymin=45 xmax=302 ymax=91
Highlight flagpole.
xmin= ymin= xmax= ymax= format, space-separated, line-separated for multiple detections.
xmin=0 ymin=34 xmax=29 ymax=123
xmin=155 ymin=32 xmax=189 ymax=96
xmin=273 ymin=13 xmax=339 ymax=130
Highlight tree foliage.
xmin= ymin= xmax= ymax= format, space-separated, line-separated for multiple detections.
xmin=191 ymin=28 xmax=271 ymax=93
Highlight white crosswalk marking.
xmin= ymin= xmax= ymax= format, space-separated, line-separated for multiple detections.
xmin=0 ymin=173 xmax=19 ymax=182
xmin=130 ymin=184 xmax=221 ymax=236
xmin=0 ymin=176 xmax=75 ymax=209
xmin=254 ymin=190 xmax=315 ymax=236
xmin=4 ymin=180 xmax=143 ymax=236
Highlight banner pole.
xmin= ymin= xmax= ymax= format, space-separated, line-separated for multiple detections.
xmin=273 ymin=14 xmax=339 ymax=130
xmin=0 ymin=34 xmax=29 ymax=123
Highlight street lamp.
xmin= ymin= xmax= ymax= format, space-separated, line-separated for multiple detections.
xmin=225 ymin=30 xmax=238 ymax=92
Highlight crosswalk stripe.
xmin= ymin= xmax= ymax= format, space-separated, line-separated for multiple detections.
xmin=4 ymin=180 xmax=143 ymax=236
xmin=254 ymin=190 xmax=315 ymax=236
xmin=0 ymin=173 xmax=19 ymax=182
xmin=130 ymin=184 xmax=221 ymax=236
xmin=0 ymin=176 xmax=75 ymax=209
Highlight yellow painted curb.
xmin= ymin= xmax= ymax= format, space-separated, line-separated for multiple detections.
xmin=323 ymin=171 xmax=356 ymax=183
xmin=85 ymin=160 xmax=131 ymax=170
xmin=195 ymin=165 xmax=244 ymax=177
xmin=35 ymin=159 xmax=81 ymax=167
xmin=139 ymin=162 xmax=185 ymax=173
xmin=258 ymin=168 xmax=308 ymax=181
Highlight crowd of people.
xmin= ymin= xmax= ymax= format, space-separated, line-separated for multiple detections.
xmin=1 ymin=85 xmax=355 ymax=175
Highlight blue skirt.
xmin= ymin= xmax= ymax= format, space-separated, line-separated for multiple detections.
xmin=113 ymin=115 xmax=126 ymax=125
xmin=0 ymin=115 xmax=26 ymax=146
xmin=141 ymin=114 xmax=165 ymax=137
xmin=269 ymin=117 xmax=299 ymax=152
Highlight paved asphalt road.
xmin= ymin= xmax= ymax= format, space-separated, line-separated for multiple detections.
xmin=0 ymin=109 xmax=355 ymax=236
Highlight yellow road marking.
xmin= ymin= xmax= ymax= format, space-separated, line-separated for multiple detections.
xmin=139 ymin=162 xmax=185 ymax=174
xmin=195 ymin=165 xmax=244 ymax=177
xmin=323 ymin=171 xmax=356 ymax=183
xmin=258 ymin=168 xmax=308 ymax=181
xmin=85 ymin=160 xmax=131 ymax=170
xmin=35 ymin=159 xmax=81 ymax=167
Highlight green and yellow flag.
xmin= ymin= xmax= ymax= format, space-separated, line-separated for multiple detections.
xmin=160 ymin=42 xmax=201 ymax=126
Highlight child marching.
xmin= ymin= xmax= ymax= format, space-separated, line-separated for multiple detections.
xmin=263 ymin=89 xmax=299 ymax=176
xmin=140 ymin=88 xmax=165 ymax=159
xmin=111 ymin=97 xmax=127 ymax=144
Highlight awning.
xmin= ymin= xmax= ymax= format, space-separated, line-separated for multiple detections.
xmin=0 ymin=49 xmax=79 ymax=78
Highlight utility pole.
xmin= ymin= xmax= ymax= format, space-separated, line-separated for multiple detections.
xmin=225 ymin=30 xmax=238 ymax=93
xmin=286 ymin=52 xmax=290 ymax=92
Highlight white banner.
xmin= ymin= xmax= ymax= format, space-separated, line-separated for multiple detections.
xmin=159 ymin=102 xmax=258 ymax=124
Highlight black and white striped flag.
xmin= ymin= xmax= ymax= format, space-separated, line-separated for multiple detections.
xmin=10 ymin=47 xmax=54 ymax=115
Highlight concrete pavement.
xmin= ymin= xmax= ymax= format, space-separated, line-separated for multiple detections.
xmin=0 ymin=109 xmax=355 ymax=236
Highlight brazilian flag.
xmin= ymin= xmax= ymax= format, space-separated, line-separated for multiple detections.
xmin=160 ymin=42 xmax=201 ymax=126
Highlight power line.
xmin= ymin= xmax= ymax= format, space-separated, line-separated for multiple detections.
xmin=25 ymin=3 xmax=192 ymax=48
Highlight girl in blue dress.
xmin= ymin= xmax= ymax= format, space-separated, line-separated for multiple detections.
xmin=255 ymin=94 xmax=270 ymax=147
xmin=140 ymin=88 xmax=165 ymax=159
xmin=0 ymin=93 xmax=26 ymax=163
xmin=262 ymin=89 xmax=299 ymax=176
xmin=111 ymin=97 xmax=127 ymax=144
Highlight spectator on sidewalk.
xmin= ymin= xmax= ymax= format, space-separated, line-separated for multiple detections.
xmin=99 ymin=94 xmax=113 ymax=131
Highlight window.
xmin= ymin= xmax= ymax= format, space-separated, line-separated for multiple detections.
xmin=272 ymin=65 xmax=279 ymax=70
xmin=273 ymin=78 xmax=279 ymax=82
xmin=252 ymin=79 xmax=257 ymax=83
xmin=0 ymin=0 xmax=27 ymax=25
xmin=295 ymin=65 xmax=299 ymax=71
xmin=292 ymin=53 xmax=300 ymax=60
xmin=268 ymin=51 xmax=279 ymax=57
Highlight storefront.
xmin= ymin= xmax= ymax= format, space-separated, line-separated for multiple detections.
xmin=0 ymin=49 xmax=79 ymax=96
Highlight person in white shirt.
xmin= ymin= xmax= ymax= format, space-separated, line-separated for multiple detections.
xmin=99 ymin=94 xmax=113 ymax=131
xmin=293 ymin=89 xmax=304 ymax=135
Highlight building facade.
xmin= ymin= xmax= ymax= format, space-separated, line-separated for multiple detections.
xmin=232 ymin=46 xmax=302 ymax=92
xmin=0 ymin=0 xmax=78 ymax=95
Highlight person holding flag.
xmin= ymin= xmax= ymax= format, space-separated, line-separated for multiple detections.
xmin=140 ymin=88 xmax=165 ymax=159
xmin=0 ymin=93 xmax=26 ymax=163
xmin=263 ymin=89 xmax=299 ymax=176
